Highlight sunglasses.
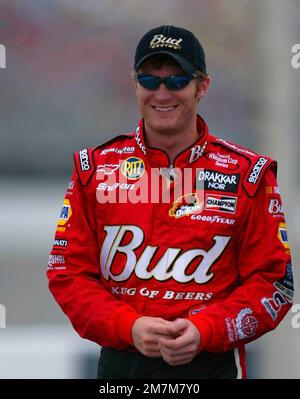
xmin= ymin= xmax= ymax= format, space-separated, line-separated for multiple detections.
xmin=136 ymin=73 xmax=198 ymax=91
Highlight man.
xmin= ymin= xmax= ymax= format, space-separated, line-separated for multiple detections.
xmin=47 ymin=25 xmax=293 ymax=379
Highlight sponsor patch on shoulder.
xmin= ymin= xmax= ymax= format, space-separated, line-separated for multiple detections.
xmin=74 ymin=147 xmax=96 ymax=186
xmin=79 ymin=149 xmax=91 ymax=172
xmin=243 ymin=156 xmax=275 ymax=197
xmin=247 ymin=157 xmax=268 ymax=184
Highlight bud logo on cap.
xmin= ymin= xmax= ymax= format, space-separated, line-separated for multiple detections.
xmin=134 ymin=25 xmax=207 ymax=75
xmin=149 ymin=35 xmax=183 ymax=50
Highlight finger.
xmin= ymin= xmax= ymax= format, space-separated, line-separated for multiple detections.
xmin=149 ymin=321 xmax=175 ymax=336
xmin=159 ymin=334 xmax=193 ymax=351
xmin=160 ymin=344 xmax=196 ymax=356
xmin=166 ymin=318 xmax=189 ymax=336
xmin=159 ymin=343 xmax=196 ymax=358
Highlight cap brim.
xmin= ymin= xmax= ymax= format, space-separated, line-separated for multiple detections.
xmin=134 ymin=50 xmax=197 ymax=74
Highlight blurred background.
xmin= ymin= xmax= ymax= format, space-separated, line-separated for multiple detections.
xmin=0 ymin=0 xmax=299 ymax=378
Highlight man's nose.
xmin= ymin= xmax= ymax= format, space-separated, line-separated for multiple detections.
xmin=154 ymin=82 xmax=172 ymax=100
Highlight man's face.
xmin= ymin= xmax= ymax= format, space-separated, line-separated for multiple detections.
xmin=134 ymin=59 xmax=209 ymax=137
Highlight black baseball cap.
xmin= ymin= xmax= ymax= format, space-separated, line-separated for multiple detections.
xmin=134 ymin=25 xmax=206 ymax=74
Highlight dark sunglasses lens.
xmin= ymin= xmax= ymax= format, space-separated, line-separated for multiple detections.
xmin=166 ymin=76 xmax=191 ymax=90
xmin=137 ymin=74 xmax=193 ymax=90
xmin=137 ymin=75 xmax=160 ymax=90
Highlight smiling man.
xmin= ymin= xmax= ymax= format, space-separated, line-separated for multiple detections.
xmin=47 ymin=25 xmax=293 ymax=379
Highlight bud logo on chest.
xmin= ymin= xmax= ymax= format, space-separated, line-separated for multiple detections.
xmin=100 ymin=225 xmax=231 ymax=284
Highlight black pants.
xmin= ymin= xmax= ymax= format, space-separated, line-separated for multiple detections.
xmin=97 ymin=347 xmax=238 ymax=379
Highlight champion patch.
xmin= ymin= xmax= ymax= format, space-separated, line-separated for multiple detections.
xmin=205 ymin=194 xmax=237 ymax=213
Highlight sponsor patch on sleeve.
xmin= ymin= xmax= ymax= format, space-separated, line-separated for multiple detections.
xmin=53 ymin=238 xmax=69 ymax=249
xmin=261 ymin=291 xmax=288 ymax=320
xmin=47 ymin=254 xmax=66 ymax=270
xmin=277 ymin=222 xmax=290 ymax=252
xmin=268 ymin=198 xmax=284 ymax=217
xmin=56 ymin=199 xmax=72 ymax=232
xmin=226 ymin=308 xmax=258 ymax=343
xmin=273 ymin=262 xmax=293 ymax=303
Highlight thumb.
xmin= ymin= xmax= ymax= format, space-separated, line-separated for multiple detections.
xmin=167 ymin=318 xmax=188 ymax=336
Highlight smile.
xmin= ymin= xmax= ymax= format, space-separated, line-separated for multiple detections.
xmin=152 ymin=106 xmax=178 ymax=112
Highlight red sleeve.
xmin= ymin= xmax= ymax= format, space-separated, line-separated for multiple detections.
xmin=47 ymin=166 xmax=141 ymax=349
xmin=189 ymin=167 xmax=293 ymax=352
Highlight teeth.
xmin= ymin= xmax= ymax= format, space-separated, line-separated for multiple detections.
xmin=154 ymin=106 xmax=176 ymax=112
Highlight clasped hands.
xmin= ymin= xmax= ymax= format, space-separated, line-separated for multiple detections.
xmin=132 ymin=316 xmax=201 ymax=366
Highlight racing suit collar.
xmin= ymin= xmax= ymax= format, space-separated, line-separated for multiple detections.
xmin=134 ymin=114 xmax=209 ymax=167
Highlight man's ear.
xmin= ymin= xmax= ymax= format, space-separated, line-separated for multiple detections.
xmin=196 ymin=75 xmax=211 ymax=101
xmin=132 ymin=71 xmax=139 ymax=93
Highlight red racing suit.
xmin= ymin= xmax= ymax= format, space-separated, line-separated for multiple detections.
xmin=47 ymin=115 xmax=293 ymax=378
